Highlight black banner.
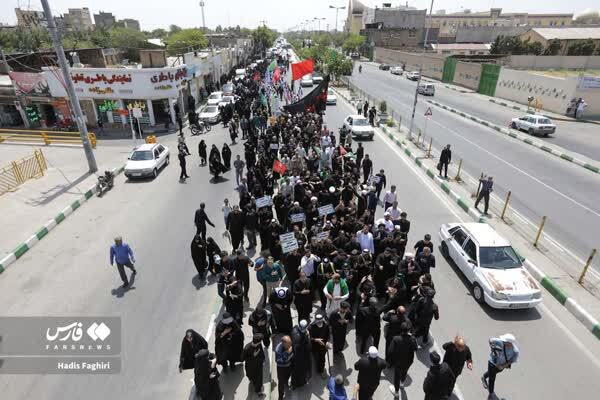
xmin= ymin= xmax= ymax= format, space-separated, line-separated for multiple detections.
xmin=284 ymin=75 xmax=330 ymax=114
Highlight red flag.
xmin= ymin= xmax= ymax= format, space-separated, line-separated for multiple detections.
xmin=273 ymin=67 xmax=281 ymax=83
xmin=291 ymin=59 xmax=314 ymax=81
xmin=273 ymin=159 xmax=287 ymax=175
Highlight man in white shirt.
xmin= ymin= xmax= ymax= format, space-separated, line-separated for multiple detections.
xmin=383 ymin=185 xmax=397 ymax=211
xmin=385 ymin=201 xmax=402 ymax=224
xmin=300 ymin=248 xmax=320 ymax=279
xmin=356 ymin=225 xmax=375 ymax=254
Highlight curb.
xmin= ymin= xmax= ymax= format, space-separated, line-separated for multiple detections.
xmin=334 ymin=86 xmax=600 ymax=341
xmin=443 ymin=84 xmax=472 ymax=94
xmin=0 ymin=165 xmax=125 ymax=274
xmin=488 ymin=98 xmax=600 ymax=125
xmin=427 ymin=99 xmax=600 ymax=174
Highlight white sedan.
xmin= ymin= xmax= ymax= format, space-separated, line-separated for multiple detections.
xmin=510 ymin=114 xmax=556 ymax=136
xmin=439 ymin=222 xmax=542 ymax=309
xmin=124 ymin=143 xmax=169 ymax=179
xmin=218 ymin=95 xmax=236 ymax=108
xmin=300 ymin=74 xmax=313 ymax=87
xmin=326 ymin=89 xmax=337 ymax=105
xmin=207 ymin=91 xmax=223 ymax=106
xmin=390 ymin=66 xmax=403 ymax=75
xmin=198 ymin=105 xmax=221 ymax=124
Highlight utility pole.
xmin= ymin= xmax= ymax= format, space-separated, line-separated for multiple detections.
xmin=199 ymin=1 xmax=206 ymax=32
xmin=329 ymin=5 xmax=346 ymax=33
xmin=41 ymin=0 xmax=97 ymax=173
xmin=408 ymin=0 xmax=434 ymax=141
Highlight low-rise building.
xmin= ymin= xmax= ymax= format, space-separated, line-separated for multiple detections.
xmin=63 ymin=7 xmax=93 ymax=32
xmin=94 ymin=11 xmax=116 ymax=29
xmin=519 ymin=27 xmax=600 ymax=55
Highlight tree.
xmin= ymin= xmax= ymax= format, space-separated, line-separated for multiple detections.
xmin=166 ymin=29 xmax=208 ymax=54
xmin=109 ymin=28 xmax=149 ymax=61
xmin=567 ymin=39 xmax=596 ymax=55
xmin=252 ymin=26 xmax=277 ymax=51
xmin=150 ymin=28 xmax=168 ymax=39
xmin=543 ymin=39 xmax=562 ymax=55
xmin=215 ymin=25 xmax=223 ymax=33
xmin=169 ymin=25 xmax=182 ymax=34
xmin=342 ymin=33 xmax=365 ymax=53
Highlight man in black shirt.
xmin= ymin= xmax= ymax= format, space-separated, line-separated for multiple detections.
xmin=414 ymin=234 xmax=434 ymax=255
xmin=194 ymin=202 xmax=215 ymax=240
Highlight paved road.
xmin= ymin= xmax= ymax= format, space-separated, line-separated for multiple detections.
xmin=349 ymin=62 xmax=600 ymax=274
xmin=1 ymin=90 xmax=600 ymax=399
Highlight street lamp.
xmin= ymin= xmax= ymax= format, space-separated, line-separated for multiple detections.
xmin=329 ymin=5 xmax=346 ymax=32
xmin=314 ymin=17 xmax=325 ymax=32
xmin=199 ymin=1 xmax=206 ymax=32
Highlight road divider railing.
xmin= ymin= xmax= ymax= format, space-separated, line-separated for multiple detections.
xmin=425 ymin=99 xmax=600 ymax=174
xmin=0 ymin=128 xmax=97 ymax=149
xmin=332 ymin=84 xmax=600 ymax=300
xmin=0 ymin=149 xmax=47 ymax=196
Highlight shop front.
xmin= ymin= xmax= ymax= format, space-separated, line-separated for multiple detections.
xmin=43 ymin=65 xmax=188 ymax=130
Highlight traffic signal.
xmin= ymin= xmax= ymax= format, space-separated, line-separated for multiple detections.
xmin=25 ymin=106 xmax=40 ymax=122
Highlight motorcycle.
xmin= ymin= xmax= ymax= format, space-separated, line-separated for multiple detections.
xmin=96 ymin=170 xmax=114 ymax=197
xmin=191 ymin=120 xmax=212 ymax=135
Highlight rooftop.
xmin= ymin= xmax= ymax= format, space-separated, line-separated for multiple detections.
xmin=527 ymin=27 xmax=600 ymax=40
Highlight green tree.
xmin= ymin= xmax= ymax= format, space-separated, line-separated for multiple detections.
xmin=169 ymin=25 xmax=182 ymax=34
xmin=166 ymin=28 xmax=208 ymax=54
xmin=342 ymin=33 xmax=365 ymax=53
xmin=567 ymin=39 xmax=596 ymax=55
xmin=109 ymin=28 xmax=149 ymax=61
xmin=252 ymin=26 xmax=277 ymax=52
xmin=150 ymin=28 xmax=168 ymax=39
xmin=215 ymin=25 xmax=223 ymax=33
xmin=543 ymin=39 xmax=562 ymax=55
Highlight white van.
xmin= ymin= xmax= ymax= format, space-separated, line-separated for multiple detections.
xmin=417 ymin=83 xmax=435 ymax=96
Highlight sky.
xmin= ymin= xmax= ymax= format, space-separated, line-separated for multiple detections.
xmin=1 ymin=0 xmax=598 ymax=32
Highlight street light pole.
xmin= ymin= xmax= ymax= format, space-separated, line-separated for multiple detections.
xmin=40 ymin=0 xmax=97 ymax=173
xmin=199 ymin=1 xmax=206 ymax=32
xmin=408 ymin=0 xmax=434 ymax=140
xmin=329 ymin=5 xmax=346 ymax=32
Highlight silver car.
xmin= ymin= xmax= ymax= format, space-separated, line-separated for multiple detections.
xmin=510 ymin=115 xmax=556 ymax=136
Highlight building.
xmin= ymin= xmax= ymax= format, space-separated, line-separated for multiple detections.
xmin=519 ymin=27 xmax=600 ymax=55
xmin=94 ymin=11 xmax=116 ymax=29
xmin=454 ymin=26 xmax=529 ymax=44
xmin=361 ymin=25 xmax=422 ymax=50
xmin=116 ymin=18 xmax=141 ymax=31
xmin=428 ymin=8 xmax=573 ymax=30
xmin=346 ymin=0 xmax=367 ymax=34
xmin=15 ymin=8 xmax=46 ymax=27
xmin=63 ymin=8 xmax=93 ymax=31
xmin=373 ymin=5 xmax=426 ymax=29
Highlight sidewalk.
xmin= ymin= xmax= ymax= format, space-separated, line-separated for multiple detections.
xmin=0 ymin=141 xmax=135 ymax=262
xmin=334 ymin=84 xmax=600 ymax=340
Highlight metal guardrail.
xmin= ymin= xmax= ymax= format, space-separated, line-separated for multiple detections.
xmin=0 ymin=129 xmax=96 ymax=149
xmin=0 ymin=149 xmax=48 ymax=195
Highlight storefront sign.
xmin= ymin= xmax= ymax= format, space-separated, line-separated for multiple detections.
xmin=44 ymin=66 xmax=188 ymax=100
xmin=9 ymin=72 xmax=51 ymax=98
xmin=149 ymin=68 xmax=187 ymax=83
xmin=98 ymin=100 xmax=119 ymax=112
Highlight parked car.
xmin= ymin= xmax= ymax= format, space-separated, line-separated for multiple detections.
xmin=378 ymin=64 xmax=391 ymax=71
xmin=439 ymin=222 xmax=542 ymax=309
xmin=312 ymin=72 xmax=324 ymax=84
xmin=390 ymin=66 xmax=403 ymax=75
xmin=342 ymin=115 xmax=374 ymax=140
xmin=300 ymin=74 xmax=313 ymax=87
xmin=124 ymin=143 xmax=169 ymax=179
xmin=198 ymin=105 xmax=221 ymax=124
xmin=218 ymin=95 xmax=236 ymax=108
xmin=326 ymin=88 xmax=337 ymax=105
xmin=510 ymin=115 xmax=556 ymax=136
xmin=406 ymin=71 xmax=420 ymax=81
xmin=207 ymin=91 xmax=223 ymax=106
xmin=417 ymin=83 xmax=435 ymax=96
xmin=222 ymin=83 xmax=235 ymax=96
xmin=350 ymin=52 xmax=360 ymax=59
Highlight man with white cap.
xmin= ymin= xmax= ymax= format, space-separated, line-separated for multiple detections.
xmin=309 ymin=312 xmax=330 ymax=378
xmin=375 ymin=212 xmax=394 ymax=232
xmin=482 ymin=333 xmax=519 ymax=398
xmin=357 ymin=225 xmax=375 ymax=254
xmin=354 ymin=346 xmax=386 ymax=400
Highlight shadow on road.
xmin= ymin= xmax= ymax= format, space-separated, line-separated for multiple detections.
xmin=26 ymin=171 xmax=91 ymax=206
xmin=111 ymin=274 xmax=137 ymax=298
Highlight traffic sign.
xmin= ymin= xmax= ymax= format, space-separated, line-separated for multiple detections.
xmin=424 ymin=107 xmax=433 ymax=117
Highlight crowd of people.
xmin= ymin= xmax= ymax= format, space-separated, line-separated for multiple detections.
xmin=180 ymin=53 xmax=519 ymax=400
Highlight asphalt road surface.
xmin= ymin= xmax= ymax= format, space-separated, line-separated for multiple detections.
xmin=1 ymin=89 xmax=600 ymax=399
xmin=349 ymin=62 xmax=600 ymax=275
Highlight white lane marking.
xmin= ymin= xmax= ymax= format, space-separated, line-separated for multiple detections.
xmin=428 ymin=107 xmax=600 ymax=218
xmin=204 ymin=313 xmax=216 ymax=342
xmin=338 ymin=93 xmax=600 ymax=373
xmin=538 ymin=303 xmax=600 ymax=370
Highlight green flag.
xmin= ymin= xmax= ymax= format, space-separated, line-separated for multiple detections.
xmin=268 ymin=60 xmax=277 ymax=71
